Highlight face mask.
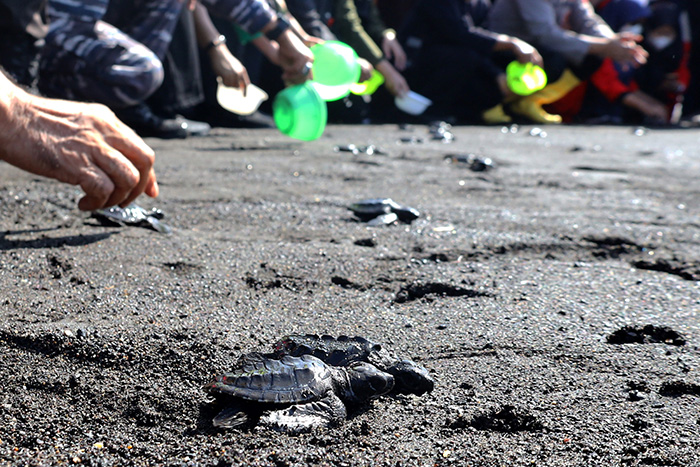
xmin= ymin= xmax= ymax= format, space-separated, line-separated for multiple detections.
xmin=649 ymin=35 xmax=674 ymax=50
xmin=620 ymin=24 xmax=643 ymax=36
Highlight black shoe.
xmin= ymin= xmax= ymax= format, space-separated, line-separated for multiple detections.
xmin=174 ymin=115 xmax=211 ymax=136
xmin=680 ymin=113 xmax=700 ymax=128
xmin=117 ymin=103 xmax=189 ymax=139
xmin=181 ymin=104 xmax=275 ymax=129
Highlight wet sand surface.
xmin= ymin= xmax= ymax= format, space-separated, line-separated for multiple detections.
xmin=1 ymin=123 xmax=700 ymax=466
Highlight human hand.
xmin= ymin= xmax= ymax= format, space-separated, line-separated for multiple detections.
xmin=303 ymin=35 xmax=324 ymax=47
xmin=622 ymin=90 xmax=667 ymax=121
xmin=605 ymin=37 xmax=648 ymax=68
xmin=511 ymin=38 xmax=543 ymax=67
xmin=618 ymin=31 xmax=643 ymax=45
xmin=375 ymin=59 xmax=409 ymax=97
xmin=276 ymin=29 xmax=314 ymax=85
xmin=0 ymin=87 xmax=157 ymax=211
xmin=659 ymin=72 xmax=686 ymax=94
xmin=209 ymin=44 xmax=251 ymax=94
xmin=382 ymin=30 xmax=407 ymax=71
xmin=357 ymin=58 xmax=373 ymax=83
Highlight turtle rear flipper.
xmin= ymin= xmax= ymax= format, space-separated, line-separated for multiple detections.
xmin=213 ymin=401 xmax=258 ymax=428
xmin=259 ymin=394 xmax=347 ymax=432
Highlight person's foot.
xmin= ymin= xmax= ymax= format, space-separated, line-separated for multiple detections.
xmin=180 ymin=105 xmax=275 ymax=129
xmin=509 ymin=97 xmax=562 ymax=124
xmin=481 ymin=104 xmax=512 ymax=124
xmin=680 ymin=112 xmax=700 ymax=128
xmin=175 ymin=115 xmax=211 ymax=136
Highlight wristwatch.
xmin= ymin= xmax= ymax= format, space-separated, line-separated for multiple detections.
xmin=264 ymin=16 xmax=290 ymax=41
xmin=206 ymin=34 xmax=226 ymax=52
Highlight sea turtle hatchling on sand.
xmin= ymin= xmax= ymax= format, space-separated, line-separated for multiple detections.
xmin=206 ymin=353 xmax=394 ymax=432
xmin=273 ymin=335 xmax=434 ymax=396
xmin=348 ymin=198 xmax=420 ymax=224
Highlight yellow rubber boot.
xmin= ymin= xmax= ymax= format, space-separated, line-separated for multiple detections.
xmin=509 ymin=69 xmax=581 ymax=124
xmin=482 ymin=103 xmax=512 ymax=124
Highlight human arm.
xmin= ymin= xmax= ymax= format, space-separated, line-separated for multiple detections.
xmin=411 ymin=0 xmax=538 ymax=67
xmin=193 ymin=3 xmax=250 ymax=92
xmin=621 ymin=91 xmax=668 ymax=121
xmin=271 ymin=0 xmax=324 ymax=45
xmin=589 ymin=59 xmax=664 ymax=119
xmin=332 ymin=0 xmax=384 ymax=66
xmin=0 ymin=72 xmax=157 ymax=211
xmin=492 ymin=35 xmax=543 ymax=67
xmin=259 ymin=22 xmax=315 ymax=84
xmin=357 ymin=0 xmax=406 ymax=70
xmin=374 ymin=59 xmax=409 ymax=97
xmin=507 ymin=0 xmax=601 ymax=65
xmin=586 ymin=34 xmax=648 ymax=68
xmin=285 ymin=0 xmax=337 ymax=41
xmin=199 ymin=0 xmax=313 ymax=84
xmin=511 ymin=0 xmax=645 ymax=67
xmin=381 ymin=29 xmax=406 ymax=71
xmin=332 ymin=0 xmax=407 ymax=95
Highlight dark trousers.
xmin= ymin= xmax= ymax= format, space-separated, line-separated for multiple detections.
xmin=147 ymin=7 xmax=204 ymax=116
xmin=0 ymin=0 xmax=48 ymax=91
xmin=0 ymin=32 xmax=43 ymax=91
xmin=402 ymin=44 xmax=506 ymax=123
xmin=683 ymin=1 xmax=700 ymax=116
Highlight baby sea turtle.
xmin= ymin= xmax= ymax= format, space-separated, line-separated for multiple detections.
xmin=206 ymin=353 xmax=394 ymax=432
xmin=444 ymin=153 xmax=495 ymax=172
xmin=274 ymin=335 xmax=434 ymax=396
xmin=349 ymin=198 xmax=420 ymax=224
xmin=92 ymin=203 xmax=171 ymax=234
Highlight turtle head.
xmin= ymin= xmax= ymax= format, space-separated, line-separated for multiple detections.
xmin=345 ymin=362 xmax=394 ymax=402
xmin=387 ymin=360 xmax=434 ymax=396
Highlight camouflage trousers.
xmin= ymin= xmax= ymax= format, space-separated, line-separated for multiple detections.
xmin=39 ymin=0 xmax=183 ymax=109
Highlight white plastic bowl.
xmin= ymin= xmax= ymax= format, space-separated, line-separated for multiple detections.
xmin=394 ymin=91 xmax=432 ymax=115
xmin=217 ymin=82 xmax=268 ymax=115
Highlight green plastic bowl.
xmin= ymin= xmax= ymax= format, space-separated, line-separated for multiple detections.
xmin=310 ymin=41 xmax=362 ymax=101
xmin=273 ymin=82 xmax=327 ymax=141
xmin=350 ymin=69 xmax=385 ymax=95
xmin=506 ymin=61 xmax=547 ymax=96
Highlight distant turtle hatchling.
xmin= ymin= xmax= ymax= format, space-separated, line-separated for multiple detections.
xmin=274 ymin=334 xmax=434 ymax=395
xmin=206 ymin=353 xmax=394 ymax=432
xmin=348 ymin=198 xmax=420 ymax=224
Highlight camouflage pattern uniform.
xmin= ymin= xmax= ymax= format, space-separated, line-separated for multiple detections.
xmin=198 ymin=0 xmax=275 ymax=35
xmin=39 ymin=0 xmax=276 ymax=109
xmin=39 ymin=0 xmax=185 ymax=108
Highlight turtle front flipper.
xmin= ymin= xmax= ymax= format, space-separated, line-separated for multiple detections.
xmin=259 ymin=394 xmax=347 ymax=432
xmin=386 ymin=360 xmax=434 ymax=395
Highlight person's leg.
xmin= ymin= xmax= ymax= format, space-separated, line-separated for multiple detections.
xmin=0 ymin=0 xmax=48 ymax=91
xmin=146 ymin=7 xmax=205 ymax=116
xmin=0 ymin=32 xmax=44 ymax=92
xmin=39 ymin=17 xmax=164 ymax=109
xmin=103 ymin=0 xmax=184 ymax=60
xmin=402 ymin=45 xmax=503 ymax=123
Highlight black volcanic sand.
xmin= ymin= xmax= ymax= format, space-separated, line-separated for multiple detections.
xmin=2 ymin=123 xmax=700 ymax=466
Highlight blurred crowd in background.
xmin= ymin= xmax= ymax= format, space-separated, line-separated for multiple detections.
xmin=2 ymin=0 xmax=699 ymax=139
